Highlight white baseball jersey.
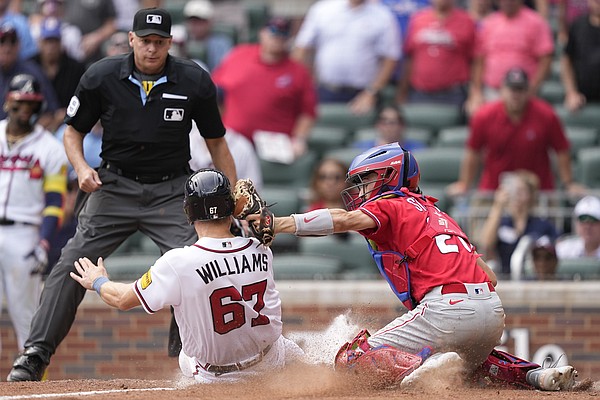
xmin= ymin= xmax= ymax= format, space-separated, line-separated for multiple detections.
xmin=0 ymin=120 xmax=68 ymax=224
xmin=134 ymin=236 xmax=282 ymax=366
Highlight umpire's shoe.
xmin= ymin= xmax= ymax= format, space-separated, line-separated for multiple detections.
xmin=7 ymin=346 xmax=50 ymax=382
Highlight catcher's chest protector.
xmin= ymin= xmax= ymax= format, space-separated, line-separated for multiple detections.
xmin=480 ymin=349 xmax=540 ymax=388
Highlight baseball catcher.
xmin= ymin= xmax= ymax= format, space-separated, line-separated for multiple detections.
xmin=233 ymin=179 xmax=274 ymax=246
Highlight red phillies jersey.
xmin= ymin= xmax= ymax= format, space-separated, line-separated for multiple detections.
xmin=212 ymin=44 xmax=317 ymax=141
xmin=467 ymin=97 xmax=570 ymax=190
xmin=359 ymin=195 xmax=490 ymax=303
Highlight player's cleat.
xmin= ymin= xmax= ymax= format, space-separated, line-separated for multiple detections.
xmin=401 ymin=351 xmax=464 ymax=387
xmin=525 ymin=365 xmax=577 ymax=391
xmin=6 ymin=346 xmax=50 ymax=382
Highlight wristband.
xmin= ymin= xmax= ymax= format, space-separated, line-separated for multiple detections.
xmin=292 ymin=209 xmax=334 ymax=236
xmin=92 ymin=276 xmax=109 ymax=294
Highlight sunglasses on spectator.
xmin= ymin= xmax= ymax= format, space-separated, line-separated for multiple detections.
xmin=578 ymin=215 xmax=599 ymax=223
xmin=318 ymin=174 xmax=345 ymax=182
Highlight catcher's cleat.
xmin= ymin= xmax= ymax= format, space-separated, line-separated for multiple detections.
xmin=7 ymin=346 xmax=50 ymax=382
xmin=525 ymin=365 xmax=577 ymax=391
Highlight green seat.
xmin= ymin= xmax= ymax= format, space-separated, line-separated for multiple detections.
xmin=412 ymin=147 xmax=464 ymax=186
xmin=402 ymin=103 xmax=463 ymax=135
xmin=273 ymin=254 xmax=343 ymax=280
xmin=308 ymin=126 xmax=352 ymax=158
xmin=316 ymin=104 xmax=375 ymax=135
xmin=565 ymin=126 xmax=599 ymax=158
xmin=352 ymin=127 xmax=435 ymax=147
xmin=260 ymin=151 xmax=317 ymax=187
xmin=245 ymin=4 xmax=270 ymax=43
xmin=556 ymin=258 xmax=600 ymax=280
xmin=105 ymin=254 xmax=157 ymax=281
xmin=298 ymin=233 xmax=375 ymax=274
xmin=261 ymin=186 xmax=301 ymax=216
xmin=213 ymin=23 xmax=239 ymax=45
xmin=539 ymin=80 xmax=565 ymax=104
xmin=436 ymin=125 xmax=469 ymax=148
xmin=323 ymin=147 xmax=364 ymax=167
xmin=576 ymin=147 xmax=600 ymax=188
xmin=555 ymin=104 xmax=600 ymax=127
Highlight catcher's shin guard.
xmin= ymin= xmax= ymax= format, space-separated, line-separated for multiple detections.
xmin=334 ymin=330 xmax=424 ymax=386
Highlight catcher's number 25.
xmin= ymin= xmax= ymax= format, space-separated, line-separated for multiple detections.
xmin=209 ymin=280 xmax=270 ymax=334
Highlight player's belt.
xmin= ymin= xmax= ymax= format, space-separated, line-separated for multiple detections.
xmin=441 ymin=282 xmax=495 ymax=295
xmin=0 ymin=219 xmax=34 ymax=226
xmin=102 ymin=162 xmax=189 ymax=184
xmin=202 ymin=344 xmax=272 ymax=376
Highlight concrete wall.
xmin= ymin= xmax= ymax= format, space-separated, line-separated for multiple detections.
xmin=1 ymin=281 xmax=599 ymax=381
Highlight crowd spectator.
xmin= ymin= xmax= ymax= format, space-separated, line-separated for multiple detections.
xmin=530 ymin=235 xmax=558 ymax=280
xmin=448 ymin=68 xmax=585 ymax=197
xmin=560 ymin=0 xmax=600 ymax=112
xmin=182 ymin=0 xmax=233 ymax=71
xmin=466 ymin=0 xmax=554 ymax=116
xmin=467 ymin=0 xmax=494 ymax=28
xmin=305 ymin=157 xmax=349 ymax=212
xmin=557 ymin=0 xmax=590 ymax=44
xmin=113 ymin=1 xmax=163 ymax=32
xmin=62 ymin=0 xmax=117 ymax=65
xmin=378 ymin=0 xmax=431 ymax=41
xmin=0 ymin=0 xmax=36 ymax=60
xmin=32 ymin=17 xmax=85 ymax=132
xmin=478 ymin=170 xmax=559 ymax=279
xmin=556 ymin=195 xmax=600 ymax=259
xmin=212 ymin=17 xmax=317 ymax=160
xmin=353 ymin=105 xmax=426 ymax=151
xmin=396 ymin=0 xmax=476 ymax=108
xmin=28 ymin=0 xmax=84 ymax=62
xmin=189 ymin=125 xmax=263 ymax=191
xmin=0 ymin=23 xmax=60 ymax=131
xmin=293 ymin=0 xmax=401 ymax=115
xmin=103 ymin=30 xmax=130 ymax=57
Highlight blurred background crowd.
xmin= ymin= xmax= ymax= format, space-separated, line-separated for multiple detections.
xmin=3 ymin=0 xmax=599 ymax=283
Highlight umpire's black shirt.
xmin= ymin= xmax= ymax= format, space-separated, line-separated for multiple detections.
xmin=64 ymin=53 xmax=226 ymax=174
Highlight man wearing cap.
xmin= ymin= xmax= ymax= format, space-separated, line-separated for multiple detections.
xmin=7 ymin=7 xmax=237 ymax=382
xmin=448 ymin=67 xmax=585 ymax=197
xmin=183 ymin=0 xmax=233 ymax=71
xmin=531 ymin=236 xmax=559 ymax=280
xmin=32 ymin=17 xmax=85 ymax=132
xmin=212 ymin=17 xmax=317 ymax=159
xmin=556 ymin=196 xmax=600 ymax=259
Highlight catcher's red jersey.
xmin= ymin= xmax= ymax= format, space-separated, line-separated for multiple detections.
xmin=359 ymin=195 xmax=490 ymax=303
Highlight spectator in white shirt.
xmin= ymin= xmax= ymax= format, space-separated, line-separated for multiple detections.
xmin=556 ymin=195 xmax=600 ymax=259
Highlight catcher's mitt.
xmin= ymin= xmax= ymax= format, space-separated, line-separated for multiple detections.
xmin=233 ymin=179 xmax=274 ymax=246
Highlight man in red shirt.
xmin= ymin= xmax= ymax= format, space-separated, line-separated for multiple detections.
xmin=448 ymin=67 xmax=584 ymax=196
xmin=212 ymin=17 xmax=317 ymax=159
xmin=248 ymin=142 xmax=577 ymax=391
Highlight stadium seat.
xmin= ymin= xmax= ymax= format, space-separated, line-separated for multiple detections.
xmin=273 ymin=254 xmax=343 ymax=280
xmin=353 ymin=127 xmax=436 ymax=147
xmin=554 ymin=104 xmax=600 ymax=127
xmin=245 ymin=3 xmax=270 ymax=43
xmin=436 ymin=125 xmax=469 ymax=148
xmin=298 ymin=233 xmax=375 ymax=274
xmin=105 ymin=254 xmax=157 ymax=281
xmin=576 ymin=147 xmax=600 ymax=188
xmin=307 ymin=126 xmax=352 ymax=158
xmin=316 ymin=104 xmax=375 ymax=135
xmin=565 ymin=126 xmax=599 ymax=158
xmin=401 ymin=103 xmax=464 ymax=135
xmin=556 ymin=258 xmax=600 ymax=280
xmin=261 ymin=186 xmax=302 ymax=216
xmin=539 ymin=80 xmax=565 ymax=104
xmin=323 ymin=147 xmax=364 ymax=167
xmin=260 ymin=150 xmax=318 ymax=187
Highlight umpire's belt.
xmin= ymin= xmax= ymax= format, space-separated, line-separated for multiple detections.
xmin=0 ymin=218 xmax=34 ymax=226
xmin=102 ymin=162 xmax=188 ymax=184
xmin=202 ymin=344 xmax=272 ymax=376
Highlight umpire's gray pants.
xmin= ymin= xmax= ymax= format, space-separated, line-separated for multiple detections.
xmin=24 ymin=168 xmax=195 ymax=355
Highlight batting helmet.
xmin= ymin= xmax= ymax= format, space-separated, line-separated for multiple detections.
xmin=341 ymin=142 xmax=420 ymax=211
xmin=6 ymin=74 xmax=44 ymax=103
xmin=183 ymin=168 xmax=234 ymax=223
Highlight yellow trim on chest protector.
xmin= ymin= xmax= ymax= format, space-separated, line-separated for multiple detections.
xmin=142 ymin=80 xmax=155 ymax=95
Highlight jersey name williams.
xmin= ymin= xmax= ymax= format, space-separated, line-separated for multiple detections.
xmin=196 ymin=253 xmax=269 ymax=284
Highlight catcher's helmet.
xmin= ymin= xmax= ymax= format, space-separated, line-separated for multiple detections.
xmin=6 ymin=74 xmax=44 ymax=103
xmin=183 ymin=168 xmax=234 ymax=223
xmin=341 ymin=142 xmax=420 ymax=211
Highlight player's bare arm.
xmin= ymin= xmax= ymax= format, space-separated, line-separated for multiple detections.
xmin=70 ymin=257 xmax=141 ymax=311
xmin=205 ymin=137 xmax=238 ymax=184
xmin=477 ymin=257 xmax=498 ymax=287
xmin=63 ymin=125 xmax=102 ymax=193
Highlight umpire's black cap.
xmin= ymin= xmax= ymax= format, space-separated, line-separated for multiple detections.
xmin=132 ymin=8 xmax=172 ymax=38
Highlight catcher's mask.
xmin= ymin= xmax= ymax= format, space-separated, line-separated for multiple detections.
xmin=183 ymin=168 xmax=234 ymax=223
xmin=342 ymin=143 xmax=421 ymax=211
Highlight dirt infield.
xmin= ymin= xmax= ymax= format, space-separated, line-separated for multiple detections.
xmin=0 ymin=366 xmax=598 ymax=400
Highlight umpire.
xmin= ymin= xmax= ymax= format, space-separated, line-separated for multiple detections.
xmin=7 ymin=7 xmax=237 ymax=381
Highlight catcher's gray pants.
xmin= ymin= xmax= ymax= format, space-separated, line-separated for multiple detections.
xmin=367 ymin=283 xmax=505 ymax=369
xmin=24 ymin=168 xmax=195 ymax=355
